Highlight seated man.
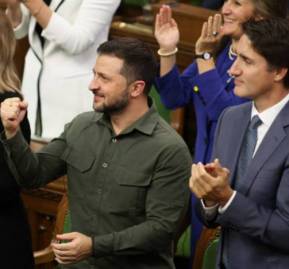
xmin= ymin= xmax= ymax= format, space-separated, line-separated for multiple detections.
xmin=0 ymin=38 xmax=192 ymax=269
xmin=190 ymin=18 xmax=289 ymax=268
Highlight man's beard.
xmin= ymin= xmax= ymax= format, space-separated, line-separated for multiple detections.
xmin=93 ymin=88 xmax=129 ymax=114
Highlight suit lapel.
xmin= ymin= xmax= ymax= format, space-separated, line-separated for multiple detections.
xmin=228 ymin=105 xmax=251 ymax=184
xmin=50 ymin=0 xmax=66 ymax=11
xmin=241 ymin=100 xmax=289 ymax=194
xmin=29 ymin=20 xmax=42 ymax=62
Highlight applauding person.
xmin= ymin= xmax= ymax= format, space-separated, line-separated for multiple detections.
xmin=154 ymin=0 xmax=288 ymax=257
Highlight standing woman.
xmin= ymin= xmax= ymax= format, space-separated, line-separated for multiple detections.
xmin=154 ymin=0 xmax=288 ymax=259
xmin=0 ymin=14 xmax=33 ymax=269
xmin=5 ymin=0 xmax=120 ymax=140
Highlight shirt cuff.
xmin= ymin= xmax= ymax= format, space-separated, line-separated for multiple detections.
xmin=42 ymin=12 xmax=70 ymax=43
xmin=201 ymin=199 xmax=219 ymax=219
xmin=218 ymin=191 xmax=237 ymax=214
xmin=92 ymin=233 xmax=114 ymax=258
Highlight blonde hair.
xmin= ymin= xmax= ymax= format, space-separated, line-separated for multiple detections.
xmin=0 ymin=12 xmax=20 ymax=93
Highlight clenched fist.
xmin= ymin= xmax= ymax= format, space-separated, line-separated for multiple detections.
xmin=0 ymin=97 xmax=28 ymax=139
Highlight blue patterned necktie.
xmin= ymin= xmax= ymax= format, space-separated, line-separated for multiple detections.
xmin=234 ymin=115 xmax=262 ymax=188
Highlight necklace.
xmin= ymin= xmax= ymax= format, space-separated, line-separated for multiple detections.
xmin=228 ymin=44 xmax=237 ymax=60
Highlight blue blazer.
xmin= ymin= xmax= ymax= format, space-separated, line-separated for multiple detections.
xmin=155 ymin=43 xmax=247 ymax=164
xmin=200 ymin=101 xmax=289 ymax=268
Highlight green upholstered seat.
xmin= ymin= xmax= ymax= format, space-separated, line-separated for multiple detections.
xmin=201 ymin=237 xmax=219 ymax=269
xmin=175 ymin=225 xmax=191 ymax=258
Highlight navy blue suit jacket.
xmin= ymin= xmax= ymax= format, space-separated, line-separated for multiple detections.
xmin=199 ymin=100 xmax=289 ymax=268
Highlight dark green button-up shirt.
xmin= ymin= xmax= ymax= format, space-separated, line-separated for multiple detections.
xmin=3 ymin=104 xmax=192 ymax=269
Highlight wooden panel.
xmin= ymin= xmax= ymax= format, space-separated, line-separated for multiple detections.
xmin=20 ymin=140 xmax=66 ymax=269
xmin=22 ymin=189 xmax=63 ymax=269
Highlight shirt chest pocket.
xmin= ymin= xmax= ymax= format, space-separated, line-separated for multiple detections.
xmin=61 ymin=146 xmax=95 ymax=173
xmin=107 ymin=166 xmax=152 ymax=217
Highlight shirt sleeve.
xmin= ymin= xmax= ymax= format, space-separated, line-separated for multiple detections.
xmin=13 ymin=4 xmax=31 ymax=39
xmin=1 ymin=130 xmax=66 ymax=188
xmin=42 ymin=0 xmax=120 ymax=54
xmin=92 ymin=145 xmax=192 ymax=257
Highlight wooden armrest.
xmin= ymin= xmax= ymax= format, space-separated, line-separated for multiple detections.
xmin=33 ymin=246 xmax=55 ymax=265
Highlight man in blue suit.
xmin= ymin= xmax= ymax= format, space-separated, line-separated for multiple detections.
xmin=190 ymin=18 xmax=289 ymax=268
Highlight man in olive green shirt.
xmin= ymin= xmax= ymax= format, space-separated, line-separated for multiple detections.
xmin=1 ymin=38 xmax=192 ymax=269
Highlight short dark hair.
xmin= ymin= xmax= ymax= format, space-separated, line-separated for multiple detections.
xmin=97 ymin=38 xmax=157 ymax=95
xmin=243 ymin=18 xmax=289 ymax=88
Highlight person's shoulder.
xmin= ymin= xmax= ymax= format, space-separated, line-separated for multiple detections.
xmin=72 ymin=111 xmax=101 ymax=123
xmin=223 ymin=102 xmax=251 ymax=117
xmin=65 ymin=111 xmax=101 ymax=132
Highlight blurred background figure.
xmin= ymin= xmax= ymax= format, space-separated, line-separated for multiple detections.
xmin=0 ymin=13 xmax=33 ymax=269
xmin=5 ymin=0 xmax=121 ymax=140
xmin=202 ymin=0 xmax=224 ymax=10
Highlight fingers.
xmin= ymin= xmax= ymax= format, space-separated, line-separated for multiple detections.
xmin=212 ymin=14 xmax=222 ymax=37
xmin=200 ymin=21 xmax=208 ymax=40
xmin=55 ymin=232 xmax=78 ymax=242
xmin=207 ymin=16 xmax=213 ymax=38
xmin=51 ymin=234 xmax=77 ymax=264
xmin=202 ymin=14 xmax=222 ymax=40
xmin=190 ymin=163 xmax=214 ymax=198
xmin=158 ymin=5 xmax=171 ymax=26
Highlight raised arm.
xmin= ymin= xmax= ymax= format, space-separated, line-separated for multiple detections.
xmin=9 ymin=0 xmax=120 ymax=54
xmin=154 ymin=5 xmax=179 ymax=77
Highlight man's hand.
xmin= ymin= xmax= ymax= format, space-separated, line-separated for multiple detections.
xmin=51 ymin=232 xmax=93 ymax=264
xmin=0 ymin=97 xmax=28 ymax=139
xmin=189 ymin=159 xmax=233 ymax=206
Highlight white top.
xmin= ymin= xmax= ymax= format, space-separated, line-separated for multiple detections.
xmin=14 ymin=0 xmax=120 ymax=139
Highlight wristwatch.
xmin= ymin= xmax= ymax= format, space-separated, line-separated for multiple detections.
xmin=195 ymin=52 xmax=212 ymax=60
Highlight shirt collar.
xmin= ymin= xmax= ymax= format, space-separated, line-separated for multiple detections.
xmin=92 ymin=97 xmax=159 ymax=136
xmin=251 ymin=93 xmax=289 ymax=127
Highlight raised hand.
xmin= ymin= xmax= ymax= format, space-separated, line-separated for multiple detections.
xmin=195 ymin=14 xmax=223 ymax=55
xmin=154 ymin=5 xmax=179 ymax=51
xmin=0 ymin=97 xmax=28 ymax=139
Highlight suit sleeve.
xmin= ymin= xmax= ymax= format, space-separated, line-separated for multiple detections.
xmin=195 ymin=108 xmax=228 ymax=227
xmin=217 ymin=161 xmax=289 ymax=253
xmin=13 ymin=4 xmax=31 ymax=39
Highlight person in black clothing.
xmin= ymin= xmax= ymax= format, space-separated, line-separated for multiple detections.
xmin=0 ymin=13 xmax=33 ymax=269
